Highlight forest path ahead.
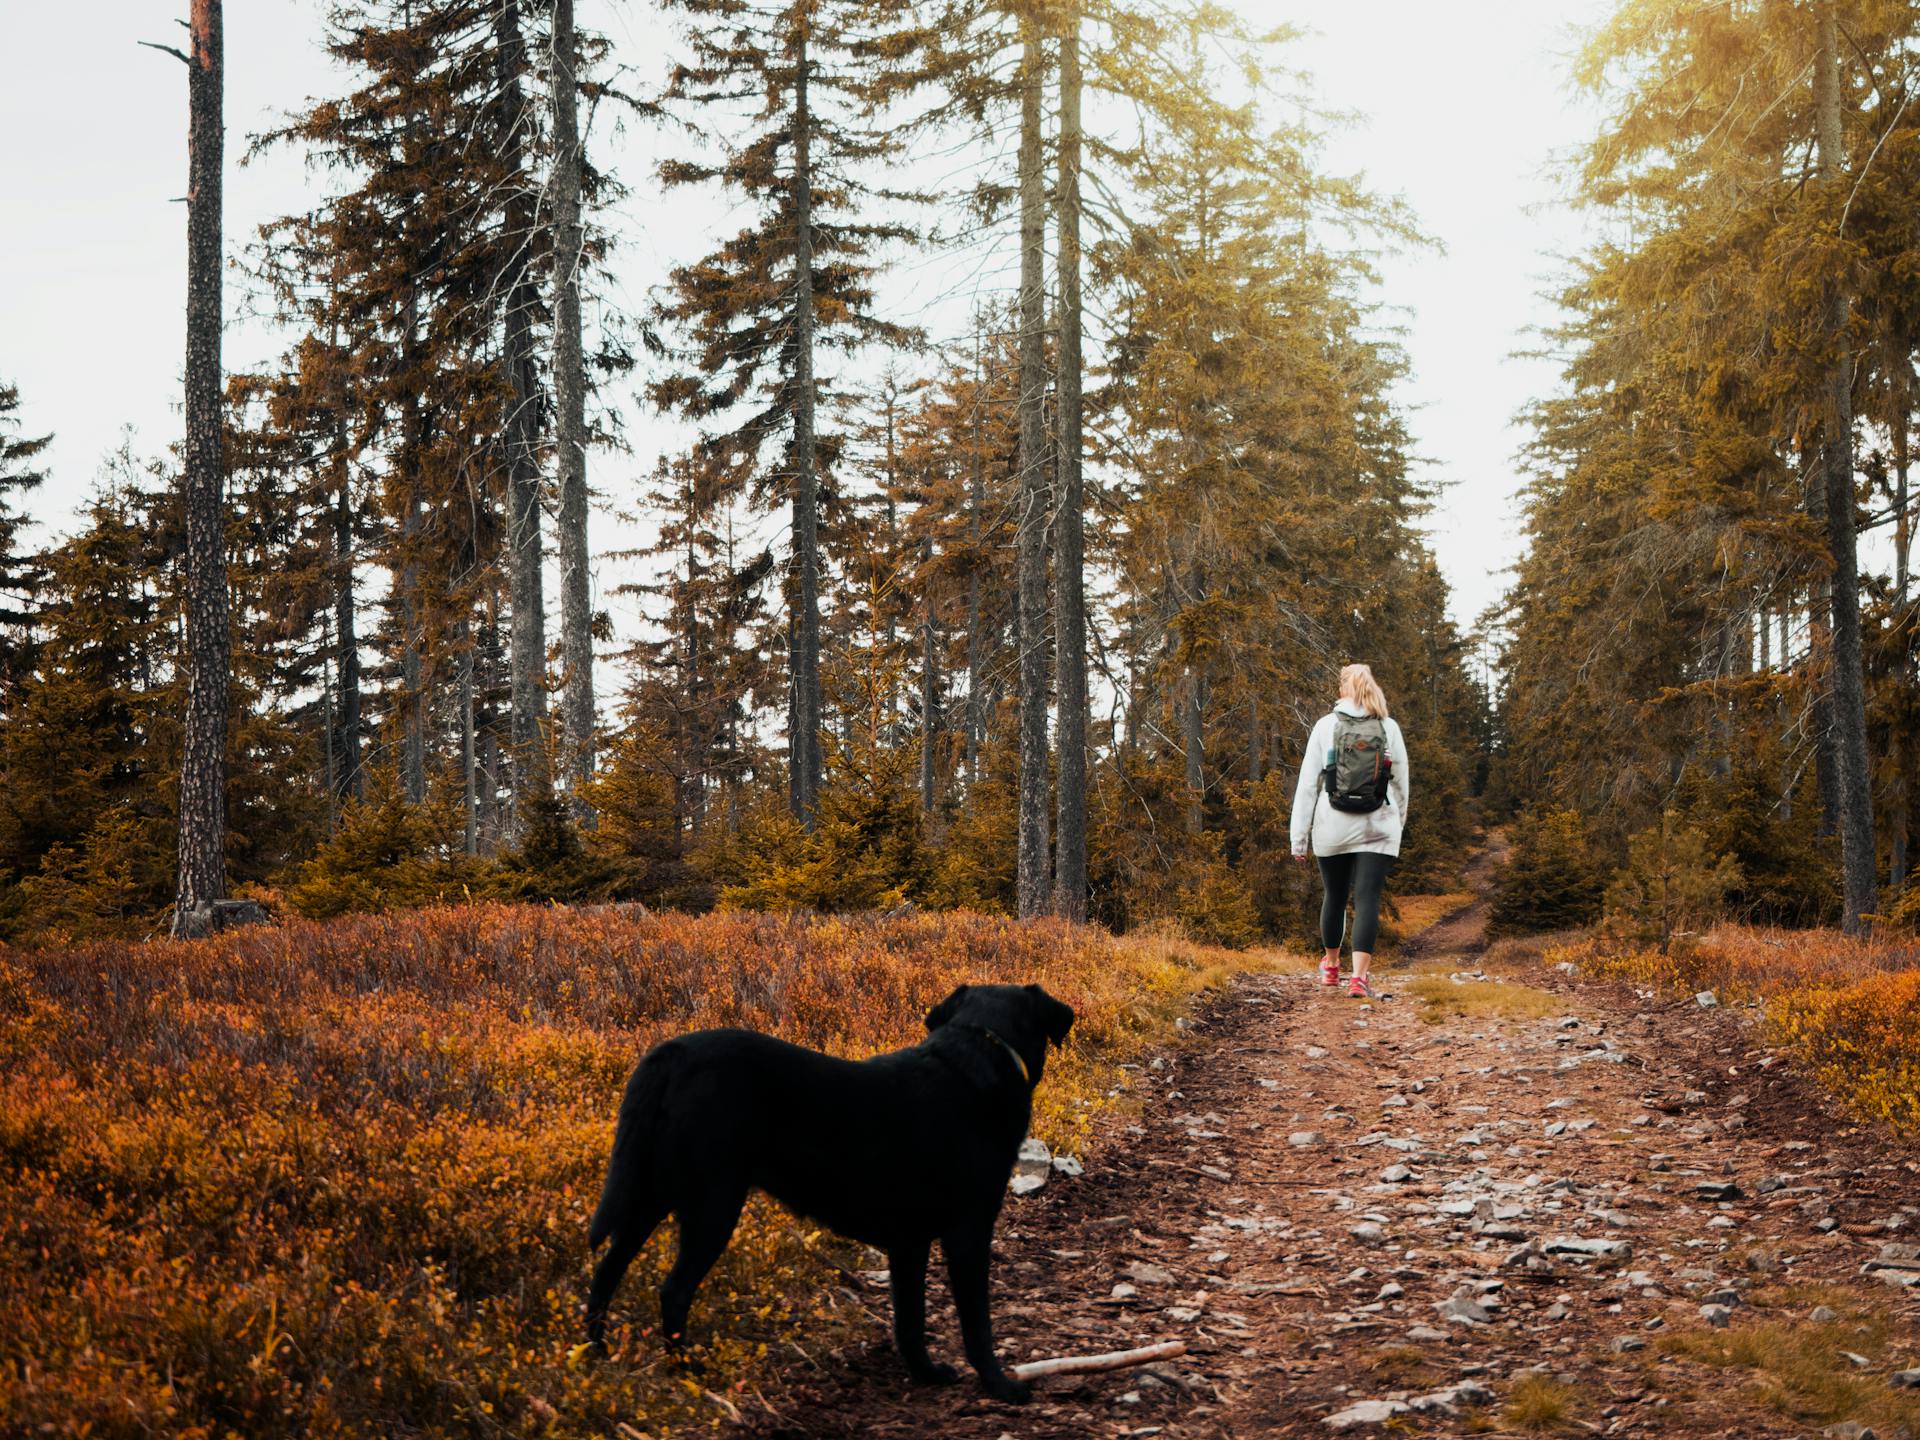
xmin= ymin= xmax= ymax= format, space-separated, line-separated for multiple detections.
xmin=742 ymin=855 xmax=1920 ymax=1439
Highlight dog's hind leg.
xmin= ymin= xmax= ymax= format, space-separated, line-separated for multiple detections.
xmin=585 ymin=1205 xmax=664 ymax=1346
xmin=659 ymin=1183 xmax=747 ymax=1346
xmin=888 ymin=1238 xmax=958 ymax=1385
xmin=942 ymin=1225 xmax=1031 ymax=1405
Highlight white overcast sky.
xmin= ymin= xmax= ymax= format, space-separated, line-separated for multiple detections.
xmin=0 ymin=0 xmax=1610 ymax=646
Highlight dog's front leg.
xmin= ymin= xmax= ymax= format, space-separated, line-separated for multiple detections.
xmin=888 ymin=1239 xmax=958 ymax=1385
xmin=942 ymin=1226 xmax=1031 ymax=1404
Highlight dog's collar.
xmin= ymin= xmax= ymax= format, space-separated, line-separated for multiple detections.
xmin=979 ymin=1026 xmax=1032 ymax=1087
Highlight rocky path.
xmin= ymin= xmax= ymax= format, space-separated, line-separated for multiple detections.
xmin=744 ymin=863 xmax=1920 ymax=1439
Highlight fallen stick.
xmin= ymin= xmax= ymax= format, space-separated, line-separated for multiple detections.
xmin=1010 ymin=1339 xmax=1187 ymax=1382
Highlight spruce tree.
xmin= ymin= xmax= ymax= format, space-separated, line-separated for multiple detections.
xmin=649 ymin=0 xmax=916 ymax=826
xmin=0 ymin=382 xmax=50 ymax=688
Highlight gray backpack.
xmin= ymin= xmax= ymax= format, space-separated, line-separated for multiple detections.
xmin=1322 ymin=712 xmax=1392 ymax=814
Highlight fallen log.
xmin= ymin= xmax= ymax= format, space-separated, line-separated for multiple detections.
xmin=1010 ymin=1339 xmax=1187 ymax=1382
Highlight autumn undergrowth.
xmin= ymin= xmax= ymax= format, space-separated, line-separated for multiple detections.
xmin=1570 ymin=923 xmax=1920 ymax=1138
xmin=1654 ymin=1292 xmax=1920 ymax=1435
xmin=0 ymin=904 xmax=1277 ymax=1438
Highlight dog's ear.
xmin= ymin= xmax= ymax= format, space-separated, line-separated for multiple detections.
xmin=925 ymin=984 xmax=971 ymax=1032
xmin=1026 ymin=983 xmax=1076 ymax=1046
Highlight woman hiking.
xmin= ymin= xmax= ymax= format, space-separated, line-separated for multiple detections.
xmin=1290 ymin=664 xmax=1411 ymax=999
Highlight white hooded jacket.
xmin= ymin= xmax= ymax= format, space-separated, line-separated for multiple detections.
xmin=1289 ymin=699 xmax=1411 ymax=858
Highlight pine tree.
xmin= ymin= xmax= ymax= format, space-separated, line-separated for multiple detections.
xmin=649 ymin=0 xmax=916 ymax=826
xmin=256 ymin=0 xmax=568 ymax=846
xmin=551 ymin=0 xmax=596 ymax=820
xmin=1011 ymin=0 xmax=1051 ymax=917
xmin=152 ymin=0 xmax=232 ymax=937
xmin=1052 ymin=0 xmax=1088 ymax=921
xmin=0 ymin=382 xmax=50 ymax=688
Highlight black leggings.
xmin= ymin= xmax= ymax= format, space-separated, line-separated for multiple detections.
xmin=1318 ymin=852 xmax=1393 ymax=953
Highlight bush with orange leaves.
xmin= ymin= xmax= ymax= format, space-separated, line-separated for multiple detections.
xmin=0 ymin=904 xmax=1266 ymax=1438
xmin=1573 ymin=924 xmax=1920 ymax=1139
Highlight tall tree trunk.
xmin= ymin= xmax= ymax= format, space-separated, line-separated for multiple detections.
xmin=1051 ymin=5 xmax=1088 ymax=923
xmin=1183 ymin=670 xmax=1205 ymax=834
xmin=1247 ymin=694 xmax=1262 ymax=784
xmin=459 ymin=618 xmax=478 ymax=853
xmin=332 ymin=448 xmax=363 ymax=801
xmin=551 ymin=0 xmax=595 ymax=823
xmin=1815 ymin=3 xmax=1878 ymax=931
xmin=920 ymin=561 xmax=939 ymax=814
xmin=400 ymin=481 xmax=428 ymax=803
xmin=789 ymin=22 xmax=823 ymax=826
xmin=965 ymin=327 xmax=985 ymax=790
xmin=173 ymin=0 xmax=229 ymax=937
xmin=500 ymin=0 xmax=547 ymax=838
xmin=321 ymin=623 xmax=337 ymax=824
xmin=1013 ymin=7 xmax=1051 ymax=918
xmin=1892 ymin=365 xmax=1912 ymax=894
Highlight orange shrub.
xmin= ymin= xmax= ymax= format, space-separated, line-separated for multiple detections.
xmin=0 ymin=905 xmax=1262 ymax=1438
xmin=1572 ymin=924 xmax=1920 ymax=1137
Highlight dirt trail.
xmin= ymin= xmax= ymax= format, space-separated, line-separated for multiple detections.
xmin=743 ymin=850 xmax=1920 ymax=1439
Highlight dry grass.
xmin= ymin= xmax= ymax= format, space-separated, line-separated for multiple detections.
xmin=1656 ymin=1306 xmax=1920 ymax=1435
xmin=0 ymin=905 xmax=1274 ymax=1438
xmin=1403 ymin=971 xmax=1567 ymax=1026
xmin=1361 ymin=1345 xmax=1442 ymax=1388
xmin=1481 ymin=930 xmax=1586 ymax=969
xmin=1503 ymin=1372 xmax=1583 ymax=1432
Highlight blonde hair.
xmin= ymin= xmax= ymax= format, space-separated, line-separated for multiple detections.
xmin=1339 ymin=663 xmax=1390 ymax=719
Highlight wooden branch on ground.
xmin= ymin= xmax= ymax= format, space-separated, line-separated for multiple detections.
xmin=1010 ymin=1339 xmax=1187 ymax=1382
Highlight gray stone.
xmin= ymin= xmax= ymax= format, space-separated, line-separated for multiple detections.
xmin=1612 ymin=1335 xmax=1646 ymax=1352
xmin=1051 ymin=1153 xmax=1084 ymax=1177
xmin=1699 ymin=1303 xmax=1733 ymax=1328
xmin=1289 ymin=1131 xmax=1323 ymax=1147
xmin=1325 ymin=1399 xmax=1407 ymax=1430
xmin=1381 ymin=1164 xmax=1414 ymax=1184
xmin=1544 ymin=1236 xmax=1632 ymax=1261
xmin=1408 ymin=1381 xmax=1495 ymax=1416
xmin=1382 ymin=1094 xmax=1410 ymax=1109
xmin=1694 ymin=1180 xmax=1743 ymax=1202
xmin=1436 ymin=1294 xmax=1491 ymax=1325
xmin=1822 ymin=1424 xmax=1876 ymax=1440
xmin=1891 ymin=1369 xmax=1920 ymax=1389
xmin=1377 ymin=1281 xmax=1405 ymax=1301
xmin=1011 ymin=1137 xmax=1052 ymax=1195
xmin=172 ymin=897 xmax=269 ymax=938
xmin=1407 ymin=1325 xmax=1450 ymax=1343
xmin=1350 ymin=1222 xmax=1387 ymax=1245
xmin=1810 ymin=1305 xmax=1840 ymax=1324
xmin=1696 ymin=991 xmax=1718 ymax=1008
xmin=1123 ymin=1261 xmax=1176 ymax=1287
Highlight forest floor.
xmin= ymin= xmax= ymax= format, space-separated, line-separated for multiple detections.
xmin=739 ymin=844 xmax=1920 ymax=1439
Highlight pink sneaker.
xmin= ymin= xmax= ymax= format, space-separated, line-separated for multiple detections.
xmin=1348 ymin=975 xmax=1375 ymax=1000
xmin=1320 ymin=957 xmax=1340 ymax=987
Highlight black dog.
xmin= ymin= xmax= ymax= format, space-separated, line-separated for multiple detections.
xmin=585 ymin=982 xmax=1075 ymax=1404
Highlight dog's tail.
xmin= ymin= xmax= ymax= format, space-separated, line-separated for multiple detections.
xmin=588 ymin=1046 xmax=672 ymax=1250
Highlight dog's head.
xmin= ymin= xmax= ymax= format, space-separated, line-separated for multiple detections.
xmin=925 ymin=982 xmax=1075 ymax=1088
